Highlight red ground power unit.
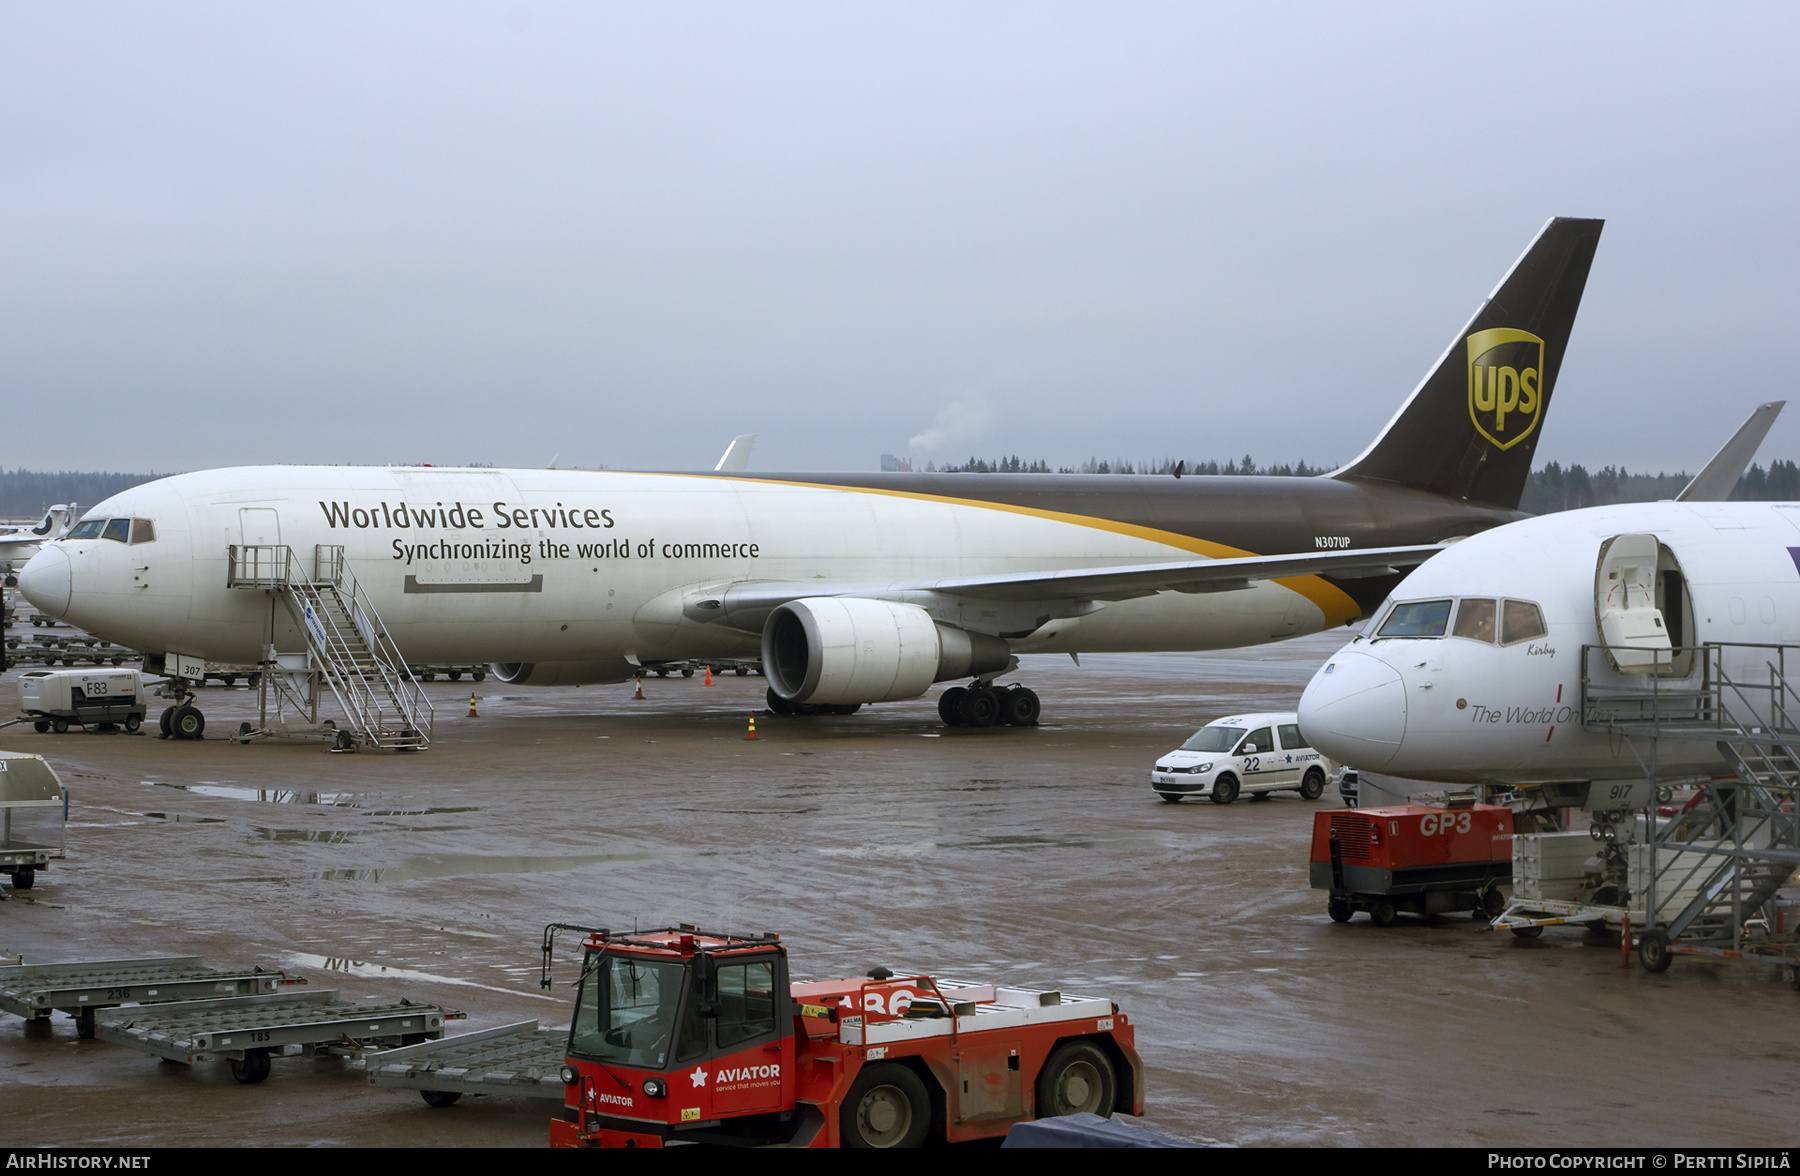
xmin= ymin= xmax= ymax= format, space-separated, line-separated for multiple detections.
xmin=1309 ymin=804 xmax=1513 ymax=926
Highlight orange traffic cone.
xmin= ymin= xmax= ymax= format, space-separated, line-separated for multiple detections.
xmin=633 ymin=676 xmax=646 ymax=701
xmin=745 ymin=712 xmax=758 ymax=740
xmin=467 ymin=691 xmax=478 ymax=718
xmin=703 ymin=664 xmax=714 ymax=686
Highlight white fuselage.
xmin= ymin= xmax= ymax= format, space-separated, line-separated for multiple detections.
xmin=19 ymin=466 xmax=1350 ymax=676
xmin=1298 ymin=501 xmax=1800 ymax=785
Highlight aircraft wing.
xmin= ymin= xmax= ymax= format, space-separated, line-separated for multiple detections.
xmin=698 ymin=544 xmax=1446 ymax=630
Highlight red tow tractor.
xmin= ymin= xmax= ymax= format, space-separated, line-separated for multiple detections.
xmin=548 ymin=925 xmax=1144 ymax=1148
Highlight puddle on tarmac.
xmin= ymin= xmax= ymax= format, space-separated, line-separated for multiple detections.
xmin=285 ymin=953 xmax=564 ymax=1003
xmin=142 ymin=812 xmax=225 ymax=823
xmin=254 ymin=827 xmax=362 ymax=844
xmin=310 ymin=849 xmax=706 ymax=882
xmin=142 ymin=781 xmax=357 ymax=806
xmin=950 ymin=834 xmax=1099 ymax=851
xmin=359 ymin=808 xmax=480 ymax=817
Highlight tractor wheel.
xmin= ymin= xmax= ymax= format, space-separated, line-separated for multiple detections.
xmin=1036 ymin=1040 xmax=1116 ymax=1119
xmin=841 ymin=1062 xmax=930 ymax=1148
xmin=1327 ymin=896 xmax=1353 ymax=923
xmin=51 ymin=718 xmax=68 ymax=734
xmin=1370 ymin=900 xmax=1399 ymax=927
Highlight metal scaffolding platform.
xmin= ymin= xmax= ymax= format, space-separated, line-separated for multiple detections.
xmin=227 ymin=543 xmax=433 ymax=751
xmin=1496 ymin=642 xmax=1800 ymax=976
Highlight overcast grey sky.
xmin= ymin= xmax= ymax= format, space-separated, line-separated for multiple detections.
xmin=3 ymin=3 xmax=1796 ymax=475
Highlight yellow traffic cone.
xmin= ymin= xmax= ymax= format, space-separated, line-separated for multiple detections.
xmin=467 ymin=691 xmax=478 ymax=718
xmin=745 ymin=712 xmax=757 ymax=740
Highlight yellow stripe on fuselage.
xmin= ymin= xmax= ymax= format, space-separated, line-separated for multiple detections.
xmin=603 ymin=470 xmax=1364 ymax=628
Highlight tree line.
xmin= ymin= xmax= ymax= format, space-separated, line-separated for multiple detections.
xmin=6 ymin=458 xmax=1800 ymax=519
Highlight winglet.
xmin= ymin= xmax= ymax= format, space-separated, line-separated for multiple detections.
xmin=715 ymin=435 xmax=757 ymax=472
xmin=1675 ymin=401 xmax=1785 ymax=502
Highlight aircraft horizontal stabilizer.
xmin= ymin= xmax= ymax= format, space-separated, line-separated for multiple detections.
xmin=1676 ymin=401 xmax=1784 ymax=502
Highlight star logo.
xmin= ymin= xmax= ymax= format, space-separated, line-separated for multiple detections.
xmin=690 ymin=1068 xmax=707 ymax=1088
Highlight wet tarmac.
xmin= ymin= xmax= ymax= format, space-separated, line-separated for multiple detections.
xmin=3 ymin=632 xmax=1799 ymax=1147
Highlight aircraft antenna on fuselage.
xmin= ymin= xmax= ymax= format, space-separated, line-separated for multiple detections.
xmin=1328 ymin=216 xmax=1604 ymax=510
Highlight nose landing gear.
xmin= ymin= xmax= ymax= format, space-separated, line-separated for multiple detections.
xmin=157 ymin=681 xmax=207 ymax=740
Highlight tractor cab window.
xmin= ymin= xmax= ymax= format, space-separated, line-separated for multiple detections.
xmin=715 ymin=960 xmax=778 ymax=1048
xmin=1376 ymin=599 xmax=1452 ymax=638
xmin=568 ymin=953 xmax=687 ymax=1070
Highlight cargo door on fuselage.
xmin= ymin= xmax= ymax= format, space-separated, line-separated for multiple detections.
xmin=238 ymin=507 xmax=281 ymax=549
xmin=1595 ymin=534 xmax=1674 ymax=674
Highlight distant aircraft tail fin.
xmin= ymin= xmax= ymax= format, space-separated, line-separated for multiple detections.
xmin=1676 ymin=400 xmax=1784 ymax=502
xmin=1330 ymin=217 xmax=1604 ymax=509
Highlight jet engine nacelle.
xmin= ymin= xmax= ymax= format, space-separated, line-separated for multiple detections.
xmin=489 ymin=660 xmax=641 ymax=687
xmin=762 ymin=596 xmax=1011 ymax=705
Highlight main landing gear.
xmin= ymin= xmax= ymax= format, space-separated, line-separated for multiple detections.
xmin=938 ymin=683 xmax=1039 ymax=728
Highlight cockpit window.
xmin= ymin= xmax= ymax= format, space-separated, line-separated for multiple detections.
xmin=1500 ymin=599 xmax=1547 ymax=645
xmin=1358 ymin=597 xmax=1394 ymax=638
xmin=1452 ymin=598 xmax=1497 ymax=643
xmin=1376 ymin=600 xmax=1452 ymax=638
xmin=63 ymin=517 xmax=155 ymax=544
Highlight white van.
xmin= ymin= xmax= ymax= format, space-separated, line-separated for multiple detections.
xmin=1150 ymin=712 xmax=1327 ymax=804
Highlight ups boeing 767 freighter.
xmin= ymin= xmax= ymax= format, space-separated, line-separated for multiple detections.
xmin=19 ymin=218 xmax=1603 ymax=739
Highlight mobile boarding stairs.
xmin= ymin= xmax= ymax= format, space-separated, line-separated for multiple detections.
xmin=226 ymin=544 xmax=433 ymax=751
xmin=1496 ymin=641 xmax=1800 ymax=976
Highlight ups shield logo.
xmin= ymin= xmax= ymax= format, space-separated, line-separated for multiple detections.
xmin=1467 ymin=327 xmax=1545 ymax=450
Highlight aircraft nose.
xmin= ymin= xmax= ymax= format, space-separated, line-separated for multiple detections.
xmin=1298 ymin=648 xmax=1408 ymax=770
xmin=18 ymin=544 xmax=72 ymax=618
